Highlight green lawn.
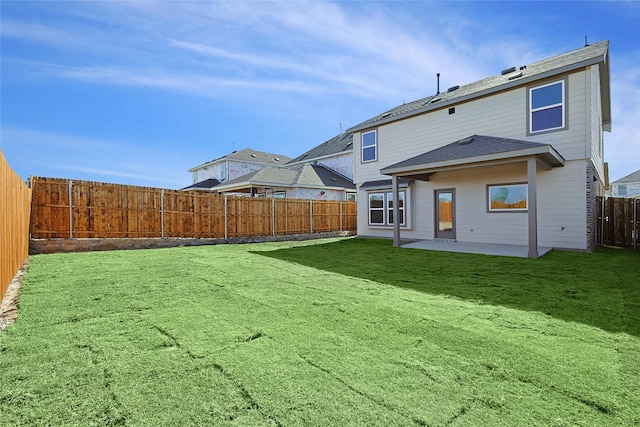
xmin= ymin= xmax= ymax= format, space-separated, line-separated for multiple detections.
xmin=1 ymin=238 xmax=638 ymax=426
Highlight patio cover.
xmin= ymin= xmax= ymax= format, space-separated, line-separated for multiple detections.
xmin=380 ymin=135 xmax=565 ymax=258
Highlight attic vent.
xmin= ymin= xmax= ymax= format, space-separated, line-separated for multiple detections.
xmin=430 ymin=97 xmax=442 ymax=104
xmin=501 ymin=66 xmax=517 ymax=75
xmin=274 ymin=158 xmax=280 ymax=161
xmin=447 ymin=85 xmax=459 ymax=92
xmin=251 ymin=154 xmax=257 ymax=157
xmin=382 ymin=112 xmax=392 ymax=118
xmin=457 ymin=136 xmax=474 ymax=145
xmin=330 ymin=178 xmax=338 ymax=182
xmin=508 ymin=72 xmax=523 ymax=81
xmin=302 ymin=153 xmax=309 ymax=157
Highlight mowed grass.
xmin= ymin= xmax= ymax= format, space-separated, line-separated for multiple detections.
xmin=0 ymin=238 xmax=638 ymax=426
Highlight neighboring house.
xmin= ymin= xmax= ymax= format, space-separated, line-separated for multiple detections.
xmin=185 ymin=133 xmax=356 ymax=200
xmin=211 ymin=163 xmax=355 ymax=200
xmin=347 ymin=40 xmax=611 ymax=257
xmin=610 ymin=170 xmax=640 ymax=198
xmin=286 ymin=132 xmax=354 ymax=181
xmin=187 ymin=148 xmax=292 ymax=190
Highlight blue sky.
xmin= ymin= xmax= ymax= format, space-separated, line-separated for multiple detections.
xmin=1 ymin=1 xmax=638 ymax=188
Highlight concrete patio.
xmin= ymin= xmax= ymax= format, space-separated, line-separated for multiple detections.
xmin=402 ymin=239 xmax=553 ymax=258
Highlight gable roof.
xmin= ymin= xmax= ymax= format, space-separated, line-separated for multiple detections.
xmin=381 ymin=135 xmax=565 ymax=177
xmin=213 ymin=163 xmax=355 ymax=192
xmin=348 ymin=40 xmax=610 ymax=133
xmin=612 ymin=169 xmax=640 ymax=184
xmin=188 ymin=148 xmax=292 ymax=172
xmin=287 ymin=132 xmax=353 ymax=165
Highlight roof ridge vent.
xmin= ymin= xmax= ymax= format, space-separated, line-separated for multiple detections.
xmin=501 ymin=66 xmax=517 ymax=75
xmin=429 ymin=97 xmax=442 ymax=104
xmin=447 ymin=85 xmax=459 ymax=92
xmin=457 ymin=136 xmax=474 ymax=145
xmin=508 ymin=71 xmax=523 ymax=80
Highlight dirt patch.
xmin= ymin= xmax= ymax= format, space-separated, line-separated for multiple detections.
xmin=0 ymin=258 xmax=29 ymax=331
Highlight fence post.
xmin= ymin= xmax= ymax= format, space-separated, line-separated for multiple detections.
xmin=224 ymin=195 xmax=228 ymax=240
xmin=161 ymin=189 xmax=165 ymax=239
xmin=340 ymin=200 xmax=343 ymax=232
xmin=68 ymin=180 xmax=74 ymax=238
xmin=271 ymin=198 xmax=275 ymax=236
xmin=310 ymin=199 xmax=313 ymax=234
xmin=634 ymin=199 xmax=638 ymax=250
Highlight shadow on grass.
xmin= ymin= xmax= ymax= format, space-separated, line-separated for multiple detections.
xmin=254 ymin=238 xmax=640 ymax=337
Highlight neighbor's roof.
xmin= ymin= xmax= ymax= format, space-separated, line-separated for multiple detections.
xmin=380 ymin=135 xmax=565 ymax=177
xmin=611 ymin=169 xmax=640 ymax=184
xmin=188 ymin=148 xmax=292 ymax=172
xmin=287 ymin=132 xmax=353 ymax=165
xmin=181 ymin=178 xmax=221 ymax=191
xmin=349 ymin=40 xmax=610 ymax=133
xmin=213 ymin=163 xmax=355 ymax=192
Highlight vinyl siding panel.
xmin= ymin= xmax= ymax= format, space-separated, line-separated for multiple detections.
xmin=527 ymin=72 xmax=588 ymax=160
xmin=588 ymin=65 xmax=605 ymax=180
xmin=357 ymin=160 xmax=590 ymax=250
xmin=354 ymin=69 xmax=592 ymax=187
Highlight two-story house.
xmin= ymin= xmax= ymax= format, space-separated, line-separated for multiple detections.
xmin=209 ymin=133 xmax=355 ymax=200
xmin=348 ymin=40 xmax=611 ymax=257
xmin=184 ymin=148 xmax=292 ymax=191
xmin=610 ymin=170 xmax=640 ymax=198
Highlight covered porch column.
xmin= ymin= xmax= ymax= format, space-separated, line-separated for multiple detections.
xmin=392 ymin=175 xmax=401 ymax=247
xmin=527 ymin=157 xmax=539 ymax=258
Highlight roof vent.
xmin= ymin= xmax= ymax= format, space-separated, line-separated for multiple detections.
xmin=447 ymin=85 xmax=459 ymax=93
xmin=330 ymin=178 xmax=338 ymax=182
xmin=501 ymin=66 xmax=517 ymax=75
xmin=430 ymin=97 xmax=442 ymax=104
xmin=274 ymin=158 xmax=280 ymax=161
xmin=508 ymin=72 xmax=523 ymax=81
xmin=457 ymin=136 xmax=474 ymax=145
xmin=251 ymin=154 xmax=257 ymax=157
xmin=382 ymin=112 xmax=392 ymax=118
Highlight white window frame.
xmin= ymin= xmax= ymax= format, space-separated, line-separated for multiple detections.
xmin=487 ymin=183 xmax=528 ymax=212
xmin=361 ymin=130 xmax=377 ymax=163
xmin=529 ymin=80 xmax=565 ymax=134
xmin=368 ymin=190 xmax=406 ymax=226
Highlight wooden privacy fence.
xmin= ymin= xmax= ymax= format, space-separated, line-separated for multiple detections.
xmin=30 ymin=177 xmax=357 ymax=240
xmin=596 ymin=196 xmax=640 ymax=250
xmin=1 ymin=151 xmax=32 ymax=297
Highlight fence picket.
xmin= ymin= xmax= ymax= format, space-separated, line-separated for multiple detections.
xmin=29 ymin=177 xmax=357 ymax=240
xmin=1 ymin=151 xmax=32 ymax=296
xmin=596 ymin=196 xmax=639 ymax=250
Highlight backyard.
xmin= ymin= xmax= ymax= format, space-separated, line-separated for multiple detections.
xmin=0 ymin=237 xmax=638 ymax=426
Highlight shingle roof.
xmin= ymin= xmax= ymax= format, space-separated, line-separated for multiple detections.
xmin=349 ymin=40 xmax=609 ymax=132
xmin=188 ymin=148 xmax=292 ymax=171
xmin=287 ymin=133 xmax=353 ymax=164
xmin=381 ymin=135 xmax=565 ymax=174
xmin=214 ymin=163 xmax=355 ymax=191
xmin=181 ymin=178 xmax=220 ymax=191
xmin=612 ymin=169 xmax=640 ymax=184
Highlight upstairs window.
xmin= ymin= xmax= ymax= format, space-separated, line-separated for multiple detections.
xmin=362 ymin=130 xmax=377 ymax=162
xmin=529 ymin=81 xmax=565 ymax=133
